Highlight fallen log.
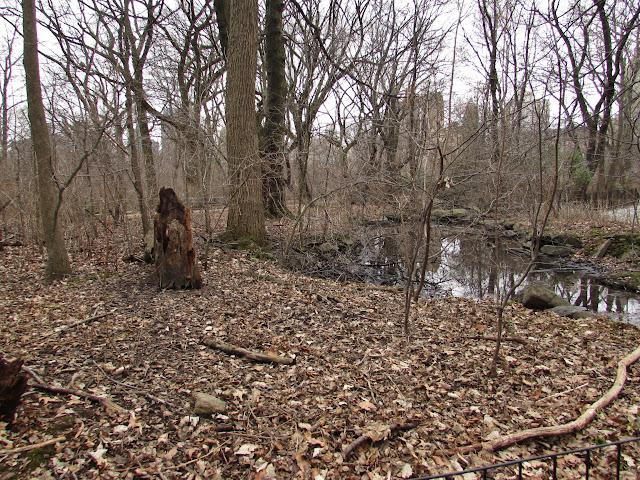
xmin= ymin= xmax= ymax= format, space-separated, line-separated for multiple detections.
xmin=201 ymin=337 xmax=294 ymax=365
xmin=453 ymin=344 xmax=640 ymax=456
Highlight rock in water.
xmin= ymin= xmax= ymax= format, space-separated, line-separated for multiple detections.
xmin=521 ymin=283 xmax=572 ymax=310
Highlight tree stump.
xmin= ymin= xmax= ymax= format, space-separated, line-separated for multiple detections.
xmin=0 ymin=357 xmax=28 ymax=423
xmin=153 ymin=188 xmax=202 ymax=289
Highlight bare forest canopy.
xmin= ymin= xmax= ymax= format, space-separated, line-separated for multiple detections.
xmin=0 ymin=0 xmax=639 ymax=252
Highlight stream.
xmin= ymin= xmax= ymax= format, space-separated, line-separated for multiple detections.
xmin=297 ymin=223 xmax=640 ymax=325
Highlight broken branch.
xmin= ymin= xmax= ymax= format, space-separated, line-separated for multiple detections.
xmin=485 ymin=344 xmax=640 ymax=451
xmin=22 ymin=366 xmax=127 ymax=415
xmin=201 ymin=337 xmax=295 ymax=365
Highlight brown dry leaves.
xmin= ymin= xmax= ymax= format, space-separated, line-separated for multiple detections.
xmin=1 ymin=244 xmax=640 ymax=479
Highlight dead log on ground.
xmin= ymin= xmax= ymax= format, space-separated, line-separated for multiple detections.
xmin=154 ymin=187 xmax=202 ymax=289
xmin=0 ymin=357 xmax=28 ymax=423
xmin=201 ymin=337 xmax=295 ymax=364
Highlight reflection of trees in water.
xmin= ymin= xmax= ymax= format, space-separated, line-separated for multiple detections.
xmin=357 ymin=226 xmax=638 ymax=318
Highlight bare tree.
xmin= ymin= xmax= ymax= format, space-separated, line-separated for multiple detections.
xmin=544 ymin=0 xmax=640 ymax=203
xmin=22 ymin=0 xmax=71 ymax=281
xmin=261 ymin=0 xmax=288 ymax=218
xmin=1 ymin=32 xmax=21 ymax=169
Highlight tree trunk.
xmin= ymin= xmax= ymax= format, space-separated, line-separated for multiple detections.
xmin=153 ymin=187 xmax=202 ymax=289
xmin=22 ymin=0 xmax=71 ymax=282
xmin=262 ymin=0 xmax=288 ymax=218
xmin=125 ymin=88 xmax=151 ymax=238
xmin=224 ymin=0 xmax=266 ymax=246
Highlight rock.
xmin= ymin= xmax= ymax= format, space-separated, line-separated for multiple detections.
xmin=540 ymin=233 xmax=583 ymax=248
xmin=593 ymin=239 xmax=613 ymax=259
xmin=521 ymin=283 xmax=571 ymax=310
xmin=540 ymin=245 xmax=575 ymax=256
xmin=193 ymin=392 xmax=227 ymax=416
xmin=318 ymin=242 xmax=339 ymax=254
xmin=431 ymin=208 xmax=470 ymax=223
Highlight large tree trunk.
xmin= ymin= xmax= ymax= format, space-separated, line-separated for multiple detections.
xmin=22 ymin=0 xmax=71 ymax=282
xmin=224 ymin=0 xmax=266 ymax=245
xmin=262 ymin=0 xmax=288 ymax=218
xmin=153 ymin=188 xmax=202 ymax=289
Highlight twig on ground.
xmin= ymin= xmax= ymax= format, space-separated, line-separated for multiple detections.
xmin=458 ymin=344 xmax=640 ymax=454
xmin=91 ymin=360 xmax=174 ymax=407
xmin=535 ymin=383 xmax=588 ymax=404
xmin=469 ymin=335 xmax=528 ymax=345
xmin=40 ymin=309 xmax=117 ymax=339
xmin=0 ymin=436 xmax=65 ymax=456
xmin=22 ymin=366 xmax=127 ymax=415
xmin=201 ymin=337 xmax=295 ymax=364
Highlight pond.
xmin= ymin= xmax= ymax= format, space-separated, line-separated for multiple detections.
xmin=319 ymin=224 xmax=640 ymax=325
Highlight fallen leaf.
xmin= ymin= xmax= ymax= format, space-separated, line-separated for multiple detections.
xmin=234 ymin=443 xmax=260 ymax=456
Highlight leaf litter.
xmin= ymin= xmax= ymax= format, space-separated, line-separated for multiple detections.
xmin=1 ymin=238 xmax=640 ymax=479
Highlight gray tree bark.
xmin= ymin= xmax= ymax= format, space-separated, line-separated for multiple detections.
xmin=22 ymin=0 xmax=71 ymax=282
xmin=224 ymin=0 xmax=266 ymax=246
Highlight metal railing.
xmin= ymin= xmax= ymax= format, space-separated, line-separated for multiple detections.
xmin=413 ymin=437 xmax=640 ymax=479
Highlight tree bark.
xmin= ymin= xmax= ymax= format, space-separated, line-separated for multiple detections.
xmin=224 ymin=0 xmax=266 ymax=246
xmin=153 ymin=187 xmax=202 ymax=289
xmin=262 ymin=0 xmax=288 ymax=218
xmin=22 ymin=0 xmax=71 ymax=282
xmin=125 ymin=87 xmax=151 ymax=238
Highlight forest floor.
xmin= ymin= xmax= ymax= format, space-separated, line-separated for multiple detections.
xmin=2 ymin=211 xmax=640 ymax=479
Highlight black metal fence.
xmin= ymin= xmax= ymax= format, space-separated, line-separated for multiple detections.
xmin=413 ymin=437 xmax=640 ymax=479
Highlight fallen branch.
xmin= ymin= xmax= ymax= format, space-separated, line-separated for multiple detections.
xmin=40 ymin=309 xmax=117 ymax=339
xmin=534 ymin=383 xmax=588 ymax=404
xmin=342 ymin=421 xmax=419 ymax=459
xmin=0 ymin=436 xmax=65 ymax=456
xmin=482 ymin=344 xmax=640 ymax=452
xmin=22 ymin=366 xmax=127 ymax=415
xmin=201 ymin=337 xmax=295 ymax=365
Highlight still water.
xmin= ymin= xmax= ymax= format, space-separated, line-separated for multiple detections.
xmin=357 ymin=225 xmax=640 ymax=324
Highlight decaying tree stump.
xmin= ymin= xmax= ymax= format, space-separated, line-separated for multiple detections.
xmin=153 ymin=187 xmax=202 ymax=289
xmin=0 ymin=357 xmax=28 ymax=423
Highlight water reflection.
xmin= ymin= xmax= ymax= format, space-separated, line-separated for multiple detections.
xmin=358 ymin=226 xmax=640 ymax=324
